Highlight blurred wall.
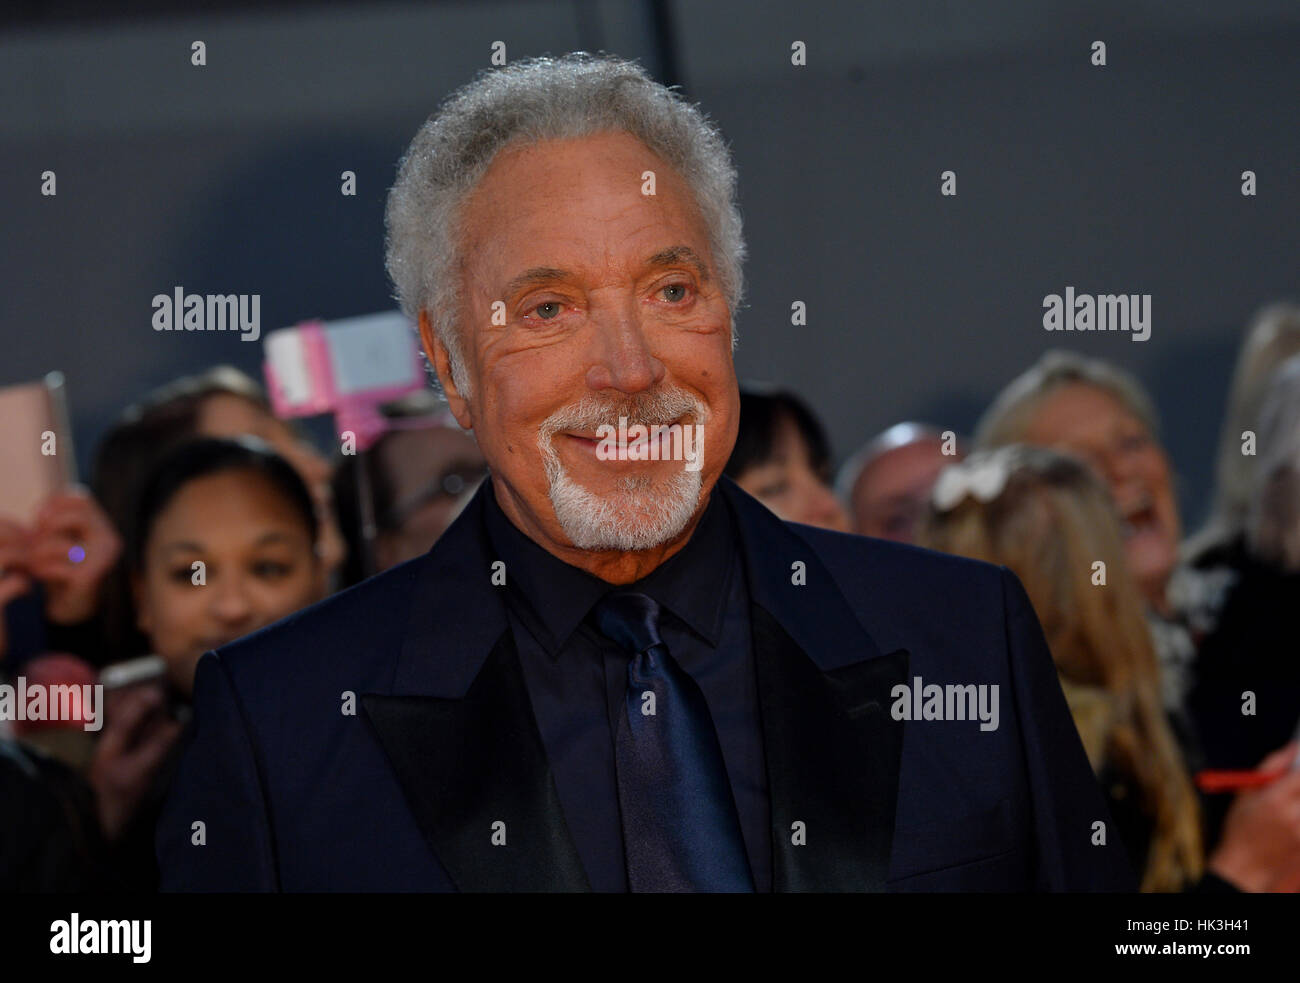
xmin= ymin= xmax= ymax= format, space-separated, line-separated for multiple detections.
xmin=2 ymin=0 xmax=1298 ymax=530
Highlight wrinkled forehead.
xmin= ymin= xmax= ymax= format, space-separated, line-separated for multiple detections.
xmin=456 ymin=132 xmax=713 ymax=273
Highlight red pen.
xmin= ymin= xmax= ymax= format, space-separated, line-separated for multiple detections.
xmin=1195 ymin=769 xmax=1288 ymax=794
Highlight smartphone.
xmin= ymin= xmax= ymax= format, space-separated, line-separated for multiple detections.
xmin=0 ymin=372 xmax=77 ymax=524
xmin=100 ymin=655 xmax=190 ymax=728
xmin=99 ymin=655 xmax=168 ymax=693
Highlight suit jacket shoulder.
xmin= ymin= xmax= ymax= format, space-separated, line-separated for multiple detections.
xmin=784 ymin=521 xmax=1008 ymax=652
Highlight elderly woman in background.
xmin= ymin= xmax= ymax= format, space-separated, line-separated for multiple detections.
xmin=917 ymin=445 xmax=1300 ymax=893
xmin=974 ymin=351 xmax=1196 ymax=726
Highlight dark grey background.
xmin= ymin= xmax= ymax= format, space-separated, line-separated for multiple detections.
xmin=2 ymin=0 xmax=1297 ymax=531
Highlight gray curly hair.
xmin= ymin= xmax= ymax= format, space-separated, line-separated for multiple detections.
xmin=384 ymin=52 xmax=747 ymax=397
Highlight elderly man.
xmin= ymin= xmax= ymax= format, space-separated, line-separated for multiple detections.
xmin=157 ymin=54 xmax=1130 ymax=892
xmin=838 ymin=423 xmax=963 ymax=542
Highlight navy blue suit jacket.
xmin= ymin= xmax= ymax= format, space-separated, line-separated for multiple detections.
xmin=157 ymin=477 xmax=1134 ymax=891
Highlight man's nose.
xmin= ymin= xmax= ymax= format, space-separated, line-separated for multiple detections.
xmin=585 ymin=303 xmax=665 ymax=393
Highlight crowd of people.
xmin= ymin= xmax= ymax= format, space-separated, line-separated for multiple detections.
xmin=3 ymin=301 xmax=1299 ymax=893
xmin=731 ymin=302 xmax=1300 ymax=893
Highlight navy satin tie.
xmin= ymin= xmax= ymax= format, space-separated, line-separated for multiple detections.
xmin=591 ymin=590 xmax=755 ymax=892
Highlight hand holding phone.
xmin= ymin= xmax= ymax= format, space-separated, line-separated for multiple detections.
xmin=90 ymin=659 xmax=184 ymax=842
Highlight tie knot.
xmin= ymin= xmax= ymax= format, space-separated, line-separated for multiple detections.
xmin=591 ymin=590 xmax=664 ymax=654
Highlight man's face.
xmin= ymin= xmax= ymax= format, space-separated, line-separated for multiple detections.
xmin=851 ymin=439 xmax=956 ymax=543
xmin=420 ymin=131 xmax=739 ymax=565
xmin=1022 ymin=382 xmax=1181 ymax=610
xmin=373 ymin=425 xmax=486 ymax=570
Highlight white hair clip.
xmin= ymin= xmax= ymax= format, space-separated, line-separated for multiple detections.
xmin=931 ymin=448 xmax=1017 ymax=512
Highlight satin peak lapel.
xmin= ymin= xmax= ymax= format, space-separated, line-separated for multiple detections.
xmin=361 ymin=630 xmax=590 ymax=892
xmin=753 ymin=606 xmax=909 ymax=891
xmin=718 ymin=478 xmax=909 ymax=891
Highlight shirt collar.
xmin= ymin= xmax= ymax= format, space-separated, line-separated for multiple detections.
xmin=632 ymin=486 xmax=734 ymax=646
xmin=480 ymin=474 xmax=735 ymax=658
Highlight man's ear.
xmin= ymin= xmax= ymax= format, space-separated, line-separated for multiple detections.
xmin=418 ymin=310 xmax=473 ymax=431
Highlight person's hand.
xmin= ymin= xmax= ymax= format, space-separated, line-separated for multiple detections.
xmin=25 ymin=488 xmax=122 ymax=626
xmin=0 ymin=517 xmax=35 ymax=660
xmin=1208 ymin=743 xmax=1300 ymax=892
xmin=87 ymin=683 xmax=184 ymax=841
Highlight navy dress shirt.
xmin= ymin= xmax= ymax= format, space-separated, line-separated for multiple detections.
xmin=481 ymin=479 xmax=773 ymax=891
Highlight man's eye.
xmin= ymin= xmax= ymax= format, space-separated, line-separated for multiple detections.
xmin=660 ymin=283 xmax=689 ymax=303
xmin=532 ymin=301 xmax=562 ymax=320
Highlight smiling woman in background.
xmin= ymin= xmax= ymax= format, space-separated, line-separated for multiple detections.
xmin=974 ymin=351 xmax=1196 ymax=726
xmin=84 ymin=437 xmax=326 ymax=891
xmin=90 ymin=367 xmax=344 ymax=666
xmin=129 ymin=437 xmax=324 ymax=697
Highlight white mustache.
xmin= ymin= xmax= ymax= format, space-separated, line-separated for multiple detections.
xmin=538 ymin=388 xmax=703 ymax=441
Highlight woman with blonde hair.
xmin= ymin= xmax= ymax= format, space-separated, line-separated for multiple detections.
xmin=917 ymin=445 xmax=1300 ymax=892
xmin=973 ymin=351 xmax=1195 ymax=718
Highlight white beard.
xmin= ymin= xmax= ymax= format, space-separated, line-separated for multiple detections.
xmin=537 ymin=389 xmax=707 ymax=551
xmin=545 ymin=462 xmax=702 ymax=551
